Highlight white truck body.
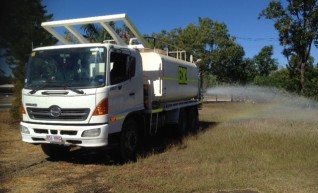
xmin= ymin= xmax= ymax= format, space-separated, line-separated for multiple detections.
xmin=141 ymin=52 xmax=199 ymax=103
xmin=20 ymin=14 xmax=201 ymax=160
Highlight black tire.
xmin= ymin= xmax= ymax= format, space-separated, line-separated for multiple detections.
xmin=177 ymin=108 xmax=188 ymax=136
xmin=41 ymin=144 xmax=71 ymax=158
xmin=120 ymin=118 xmax=139 ymax=162
xmin=188 ymin=106 xmax=199 ymax=133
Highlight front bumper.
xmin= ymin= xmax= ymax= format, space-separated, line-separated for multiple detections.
xmin=20 ymin=122 xmax=109 ymax=147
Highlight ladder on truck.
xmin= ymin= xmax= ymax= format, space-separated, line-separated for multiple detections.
xmin=41 ymin=13 xmax=150 ymax=48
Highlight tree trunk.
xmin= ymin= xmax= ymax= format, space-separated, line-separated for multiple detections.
xmin=300 ymin=62 xmax=305 ymax=94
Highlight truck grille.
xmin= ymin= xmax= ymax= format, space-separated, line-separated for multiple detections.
xmin=27 ymin=107 xmax=90 ymax=121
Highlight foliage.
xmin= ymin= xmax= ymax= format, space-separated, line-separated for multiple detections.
xmin=201 ymin=74 xmax=218 ymax=89
xmin=0 ymin=0 xmax=57 ymax=119
xmin=253 ymin=63 xmax=318 ymax=100
xmin=211 ymin=46 xmax=257 ymax=84
xmin=0 ymin=74 xmax=12 ymax=85
xmin=78 ymin=16 xmax=289 ymax=90
xmin=151 ymin=18 xmax=258 ymax=85
xmin=81 ymin=22 xmax=118 ymax=43
xmin=303 ymin=64 xmax=318 ymax=100
xmin=78 ymin=16 xmax=259 ymax=86
xmin=259 ymin=0 xmax=318 ymax=94
xmin=253 ymin=68 xmax=298 ymax=93
xmin=80 ymin=22 xmax=137 ymax=44
xmin=5 ymin=1 xmax=314 ymax=102
xmin=254 ymin=45 xmax=278 ymax=76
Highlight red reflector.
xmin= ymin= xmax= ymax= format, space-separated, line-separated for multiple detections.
xmin=93 ymin=98 xmax=108 ymax=116
xmin=21 ymin=105 xmax=26 ymax=114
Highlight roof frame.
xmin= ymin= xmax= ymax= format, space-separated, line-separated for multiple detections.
xmin=41 ymin=13 xmax=149 ymax=47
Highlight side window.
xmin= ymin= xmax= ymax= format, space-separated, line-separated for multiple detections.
xmin=110 ymin=52 xmax=136 ymax=85
xmin=128 ymin=57 xmax=136 ymax=78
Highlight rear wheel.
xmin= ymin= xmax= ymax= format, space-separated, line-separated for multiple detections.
xmin=176 ymin=108 xmax=188 ymax=136
xmin=188 ymin=106 xmax=199 ymax=133
xmin=120 ymin=118 xmax=139 ymax=162
xmin=41 ymin=144 xmax=71 ymax=158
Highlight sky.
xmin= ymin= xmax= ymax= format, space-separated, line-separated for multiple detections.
xmin=41 ymin=0 xmax=318 ymax=67
xmin=1 ymin=0 xmax=317 ymax=77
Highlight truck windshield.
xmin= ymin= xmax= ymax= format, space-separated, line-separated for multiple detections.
xmin=25 ymin=47 xmax=106 ymax=89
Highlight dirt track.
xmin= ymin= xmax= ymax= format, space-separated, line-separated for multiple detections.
xmin=0 ymin=107 xmax=263 ymax=193
xmin=0 ymin=109 xmax=184 ymax=193
xmin=0 ymin=141 xmax=115 ymax=192
xmin=0 ymin=109 xmax=118 ymax=193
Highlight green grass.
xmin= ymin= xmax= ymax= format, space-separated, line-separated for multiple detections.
xmin=1 ymin=102 xmax=318 ymax=193
xmin=97 ymin=103 xmax=318 ymax=193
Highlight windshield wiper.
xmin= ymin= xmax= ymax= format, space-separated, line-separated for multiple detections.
xmin=63 ymin=85 xmax=84 ymax=94
xmin=29 ymin=85 xmax=47 ymax=94
xmin=30 ymin=84 xmax=84 ymax=95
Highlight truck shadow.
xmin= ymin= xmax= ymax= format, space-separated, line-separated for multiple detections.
xmin=139 ymin=121 xmax=219 ymax=157
xmin=46 ymin=121 xmax=219 ymax=165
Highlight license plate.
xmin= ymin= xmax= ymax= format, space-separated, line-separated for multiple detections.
xmin=46 ymin=135 xmax=63 ymax=144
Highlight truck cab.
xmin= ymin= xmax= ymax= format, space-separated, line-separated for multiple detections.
xmin=21 ymin=43 xmax=143 ymax=156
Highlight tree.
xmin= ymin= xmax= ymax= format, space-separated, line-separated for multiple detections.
xmin=81 ymin=21 xmax=142 ymax=45
xmin=81 ymin=22 xmax=121 ymax=43
xmin=0 ymin=0 xmax=56 ymax=119
xmin=254 ymin=45 xmax=278 ymax=76
xmin=210 ymin=42 xmax=246 ymax=83
xmin=288 ymin=54 xmax=318 ymax=95
xmin=259 ymin=0 xmax=318 ymax=94
xmin=151 ymin=18 xmax=253 ymax=85
xmin=80 ymin=17 xmax=255 ymax=86
xmin=304 ymin=66 xmax=318 ymax=100
xmin=254 ymin=68 xmax=298 ymax=92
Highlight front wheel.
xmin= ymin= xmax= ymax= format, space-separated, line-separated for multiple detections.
xmin=120 ymin=118 xmax=139 ymax=162
xmin=41 ymin=144 xmax=71 ymax=158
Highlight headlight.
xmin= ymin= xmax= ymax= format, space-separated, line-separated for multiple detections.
xmin=20 ymin=125 xmax=30 ymax=134
xmin=82 ymin=128 xmax=101 ymax=137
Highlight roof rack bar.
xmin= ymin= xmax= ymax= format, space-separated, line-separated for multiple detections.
xmin=123 ymin=16 xmax=149 ymax=47
xmin=100 ymin=22 xmax=125 ymax=46
xmin=42 ymin=14 xmax=127 ymax=27
xmin=65 ymin=25 xmax=89 ymax=44
xmin=43 ymin=25 xmax=70 ymax=45
xmin=41 ymin=13 xmax=150 ymax=47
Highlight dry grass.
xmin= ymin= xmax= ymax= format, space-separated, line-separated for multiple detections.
xmin=1 ymin=102 xmax=318 ymax=193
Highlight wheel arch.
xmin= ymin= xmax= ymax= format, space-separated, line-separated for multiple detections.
xmin=123 ymin=110 xmax=145 ymax=134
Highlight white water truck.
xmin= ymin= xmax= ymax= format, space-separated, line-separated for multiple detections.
xmin=20 ymin=14 xmax=201 ymax=161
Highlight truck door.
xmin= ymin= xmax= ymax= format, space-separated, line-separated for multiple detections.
xmin=108 ymin=49 xmax=143 ymax=132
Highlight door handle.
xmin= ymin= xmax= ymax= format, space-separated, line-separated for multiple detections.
xmin=129 ymin=92 xmax=135 ymax=96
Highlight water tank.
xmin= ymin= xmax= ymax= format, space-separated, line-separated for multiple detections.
xmin=141 ymin=52 xmax=199 ymax=103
